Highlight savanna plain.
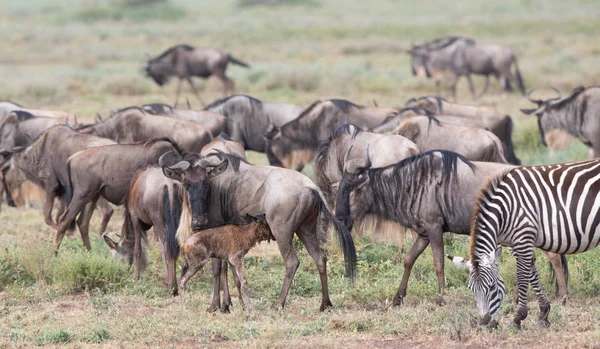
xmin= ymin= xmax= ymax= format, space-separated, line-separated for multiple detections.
xmin=1 ymin=0 xmax=600 ymax=347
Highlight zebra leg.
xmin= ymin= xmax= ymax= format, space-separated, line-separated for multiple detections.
xmin=530 ymin=265 xmax=551 ymax=327
xmin=513 ymin=252 xmax=534 ymax=329
xmin=392 ymin=236 xmax=429 ymax=306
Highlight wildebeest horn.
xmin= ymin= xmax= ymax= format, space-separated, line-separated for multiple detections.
xmin=526 ymin=87 xmax=561 ymax=105
xmin=344 ymin=158 xmax=368 ymax=174
xmin=168 ymin=161 xmax=190 ymax=171
xmin=547 ymin=87 xmax=562 ymax=103
xmin=158 ymin=151 xmax=182 ymax=167
xmin=199 ymin=156 xmax=225 ymax=168
xmin=95 ymin=113 xmax=102 ymax=123
xmin=525 ymin=89 xmax=544 ymax=105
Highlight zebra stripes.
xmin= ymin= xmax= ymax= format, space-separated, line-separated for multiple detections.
xmin=468 ymin=159 xmax=600 ymax=328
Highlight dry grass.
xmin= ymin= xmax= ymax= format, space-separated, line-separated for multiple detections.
xmin=1 ymin=0 xmax=600 ymax=347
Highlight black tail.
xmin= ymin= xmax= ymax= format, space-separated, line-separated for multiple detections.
xmin=2 ymin=174 xmax=16 ymax=207
xmin=229 ymin=56 xmax=250 ymax=68
xmin=550 ymin=254 xmax=569 ymax=293
xmin=310 ymin=189 xmax=357 ymax=280
xmin=512 ymin=57 xmax=526 ymax=95
xmin=65 ymin=162 xmax=76 ymax=231
xmin=163 ymin=186 xmax=181 ymax=261
xmin=502 ymin=117 xmax=521 ymax=165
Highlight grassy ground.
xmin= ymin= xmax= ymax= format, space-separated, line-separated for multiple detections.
xmin=2 ymin=0 xmax=600 ymax=347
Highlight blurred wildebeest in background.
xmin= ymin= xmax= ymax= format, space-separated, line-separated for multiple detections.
xmin=408 ymin=36 xmax=525 ymax=99
xmin=205 ymin=95 xmax=304 ymax=153
xmin=80 ymin=107 xmax=212 ymax=153
xmin=144 ymin=44 xmax=250 ymax=107
xmin=265 ymin=99 xmax=398 ymax=170
xmin=521 ymin=86 xmax=600 ymax=158
xmin=141 ymin=103 xmax=226 ymax=137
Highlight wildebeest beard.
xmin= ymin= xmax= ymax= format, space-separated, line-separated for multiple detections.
xmin=185 ymin=178 xmax=211 ymax=231
xmin=146 ymin=64 xmax=170 ymax=86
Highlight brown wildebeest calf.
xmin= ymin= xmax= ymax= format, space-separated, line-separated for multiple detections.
xmin=54 ymin=138 xmax=182 ymax=255
xmin=144 ymin=44 xmax=250 ymax=107
xmin=179 ymin=214 xmax=274 ymax=311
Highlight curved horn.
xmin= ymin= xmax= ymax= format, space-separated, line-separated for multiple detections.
xmin=158 ymin=151 xmax=183 ymax=168
xmin=168 ymin=160 xmax=190 ymax=171
xmin=158 ymin=151 xmax=173 ymax=167
xmin=199 ymin=155 xmax=225 ymax=168
xmin=547 ymin=87 xmax=562 ymax=103
xmin=343 ymin=158 xmax=367 ymax=174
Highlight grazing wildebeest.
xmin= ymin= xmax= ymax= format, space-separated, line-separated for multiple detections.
xmin=144 ymin=44 xmax=250 ymax=107
xmin=391 ymin=115 xmax=508 ymax=163
xmin=80 ymin=107 xmax=212 ymax=153
xmin=0 ymin=125 xmax=115 ymax=233
xmin=0 ymin=111 xmax=77 ymax=152
xmin=316 ymin=124 xmax=419 ymax=261
xmin=0 ymin=100 xmax=74 ymax=119
xmin=161 ymin=151 xmax=356 ymax=310
xmin=179 ymin=214 xmax=275 ymax=311
xmin=404 ymin=96 xmax=521 ymax=164
xmin=141 ymin=103 xmax=226 ymax=137
xmin=204 ymin=95 xmax=304 ymax=153
xmin=334 ymin=150 xmax=513 ymax=306
xmin=521 ymin=86 xmax=600 ymax=158
xmin=408 ymin=36 xmax=525 ymax=99
xmin=265 ymin=99 xmax=398 ymax=170
xmin=53 ymin=138 xmax=182 ymax=255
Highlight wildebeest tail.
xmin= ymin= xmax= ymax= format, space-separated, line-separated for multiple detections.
xmin=1 ymin=174 xmax=16 ymax=208
xmin=163 ymin=186 xmax=181 ymax=260
xmin=229 ymin=56 xmax=250 ymax=68
xmin=502 ymin=117 xmax=521 ymax=165
xmin=512 ymin=56 xmax=526 ymax=95
xmin=65 ymin=161 xmax=76 ymax=231
xmin=549 ymin=254 xmax=569 ymax=293
xmin=310 ymin=188 xmax=357 ymax=280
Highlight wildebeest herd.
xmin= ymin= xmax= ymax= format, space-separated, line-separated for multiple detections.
xmin=2 ymin=36 xmax=600 ymax=330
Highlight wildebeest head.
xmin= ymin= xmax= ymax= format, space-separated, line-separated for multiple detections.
xmin=407 ymin=46 xmax=431 ymax=78
xmin=160 ymin=151 xmax=228 ymax=230
xmin=520 ymin=87 xmax=565 ymax=146
xmin=0 ymin=151 xmax=23 ymax=208
xmin=334 ymin=156 xmax=373 ymax=232
xmin=144 ymin=56 xmax=174 ymax=87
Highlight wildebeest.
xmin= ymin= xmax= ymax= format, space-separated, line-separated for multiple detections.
xmin=0 ymin=125 xmax=116 ymax=233
xmin=205 ymin=95 xmax=304 ymax=153
xmin=144 ymin=44 xmax=250 ymax=107
xmin=316 ymin=124 xmax=419 ymax=261
xmin=200 ymin=132 xmax=246 ymax=159
xmin=161 ymin=151 xmax=356 ymax=310
xmin=404 ymin=96 xmax=521 ymax=164
xmin=53 ymin=138 xmax=182 ymax=255
xmin=179 ymin=214 xmax=275 ymax=311
xmin=521 ymin=86 xmax=600 ymax=158
xmin=80 ymin=107 xmax=212 ymax=153
xmin=141 ymin=103 xmax=226 ymax=137
xmin=408 ymin=37 xmax=525 ymax=99
xmin=0 ymin=100 xmax=74 ymax=119
xmin=391 ymin=115 xmax=508 ymax=163
xmin=265 ymin=99 xmax=398 ymax=170
xmin=0 ymin=111 xmax=77 ymax=152
xmin=335 ymin=150 xmax=512 ymax=305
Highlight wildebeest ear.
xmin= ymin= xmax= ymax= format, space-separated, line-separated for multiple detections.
xmin=162 ymin=160 xmax=190 ymax=181
xmin=102 ymin=232 xmax=118 ymax=250
xmin=520 ymin=108 xmax=541 ymax=116
xmin=208 ymin=159 xmax=228 ymax=178
xmin=95 ymin=113 xmax=103 ymax=123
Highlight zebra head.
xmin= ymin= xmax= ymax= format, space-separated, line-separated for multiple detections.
xmin=467 ymin=247 xmax=505 ymax=325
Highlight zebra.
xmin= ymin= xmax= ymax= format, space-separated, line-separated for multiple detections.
xmin=468 ymin=159 xmax=600 ymax=329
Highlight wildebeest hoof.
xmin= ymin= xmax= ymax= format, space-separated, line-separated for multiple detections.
xmin=561 ymin=295 xmax=568 ymax=306
xmin=219 ymin=305 xmax=231 ymax=314
xmin=320 ymin=300 xmax=333 ymax=312
xmin=391 ymin=297 xmax=404 ymax=307
xmin=206 ymin=305 xmax=219 ymax=313
xmin=271 ymin=303 xmax=284 ymax=311
xmin=435 ymin=297 xmax=446 ymax=306
xmin=537 ymin=319 xmax=550 ymax=328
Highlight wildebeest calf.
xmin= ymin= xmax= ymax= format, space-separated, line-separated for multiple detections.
xmin=179 ymin=215 xmax=274 ymax=311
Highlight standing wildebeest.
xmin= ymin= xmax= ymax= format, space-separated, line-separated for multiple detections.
xmin=0 ymin=125 xmax=115 ymax=233
xmin=161 ymin=151 xmax=357 ymax=310
xmin=334 ymin=150 xmax=513 ymax=305
xmin=265 ymin=99 xmax=398 ymax=170
xmin=141 ymin=103 xmax=226 ymax=137
xmin=144 ymin=44 xmax=250 ymax=107
xmin=521 ymin=86 xmax=600 ymax=158
xmin=81 ymin=107 xmax=212 ymax=153
xmin=0 ymin=100 xmax=74 ymax=119
xmin=404 ymin=96 xmax=521 ymax=164
xmin=204 ymin=95 xmax=304 ymax=153
xmin=0 ymin=111 xmax=77 ymax=152
xmin=408 ymin=36 xmax=525 ymax=99
xmin=316 ymin=124 xmax=419 ymax=261
xmin=53 ymin=138 xmax=182 ymax=255
xmin=391 ymin=115 xmax=508 ymax=163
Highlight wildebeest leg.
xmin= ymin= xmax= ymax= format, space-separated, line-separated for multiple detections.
xmin=392 ymin=236 xmax=429 ymax=306
xmin=477 ymin=75 xmax=490 ymax=99
xmin=544 ymin=251 xmax=567 ymax=300
xmin=219 ymin=259 xmax=233 ymax=313
xmin=54 ymin=194 xmax=94 ymax=255
xmin=76 ymin=197 xmax=99 ymax=251
xmin=55 ymin=196 xmax=73 ymax=235
xmin=230 ymin=253 xmax=251 ymax=311
xmin=429 ymin=230 xmax=447 ymax=306
xmin=186 ymin=77 xmax=206 ymax=107
xmin=466 ymin=74 xmax=477 ymax=100
xmin=179 ymin=255 xmax=210 ymax=290
xmin=43 ymin=190 xmax=57 ymax=229
xmin=449 ymin=75 xmax=459 ymax=101
xmin=174 ymin=78 xmax=183 ymax=108
xmin=207 ymin=258 xmax=221 ymax=313
xmin=297 ymin=222 xmax=332 ymax=311
xmin=97 ymin=198 xmax=114 ymax=234
xmin=132 ymin=220 xmax=145 ymax=281
xmin=435 ymin=80 xmax=442 ymax=96
xmin=156 ymin=229 xmax=178 ymax=296
xmin=215 ymin=73 xmax=235 ymax=96
xmin=273 ymin=226 xmax=300 ymax=310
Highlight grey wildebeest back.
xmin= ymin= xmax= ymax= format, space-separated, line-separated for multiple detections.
xmin=0 ymin=111 xmax=77 ymax=152
xmin=82 ymin=107 xmax=212 ymax=153
xmin=0 ymin=125 xmax=116 ymax=232
xmin=141 ymin=103 xmax=226 ymax=137
xmin=161 ymin=151 xmax=357 ymax=311
xmin=334 ymin=150 xmax=514 ymax=306
xmin=405 ymin=96 xmax=520 ymax=164
xmin=265 ymin=99 xmax=398 ymax=170
xmin=204 ymin=95 xmax=304 ymax=153
xmin=200 ymin=132 xmax=246 ymax=159
xmin=391 ymin=115 xmax=508 ymax=163
xmin=521 ymin=86 xmax=600 ymax=158
xmin=0 ymin=100 xmax=74 ymax=119
xmin=316 ymin=123 xmax=420 ymax=259
xmin=144 ymin=44 xmax=250 ymax=107
xmin=53 ymin=138 xmax=183 ymax=255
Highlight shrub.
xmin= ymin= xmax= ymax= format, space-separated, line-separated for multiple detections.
xmin=35 ymin=329 xmax=71 ymax=346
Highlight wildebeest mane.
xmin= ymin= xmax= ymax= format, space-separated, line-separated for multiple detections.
xmin=204 ymin=94 xmax=263 ymax=111
xmin=142 ymin=103 xmax=174 ymax=114
xmin=289 ymin=100 xmax=322 ymax=124
xmin=329 ymin=99 xmax=363 ymax=113
xmin=317 ymin=124 xmax=361 ymax=163
xmin=12 ymin=110 xmax=36 ymax=121
xmin=547 ymin=86 xmax=588 ymax=110
xmin=216 ymin=132 xmax=232 ymax=141
xmin=142 ymin=137 xmax=185 ymax=156
xmin=111 ymin=106 xmax=148 ymax=117
xmin=417 ymin=36 xmax=475 ymax=52
xmin=406 ymin=96 xmax=447 ymax=110
xmin=151 ymin=44 xmax=193 ymax=63
xmin=0 ymin=100 xmax=24 ymax=107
